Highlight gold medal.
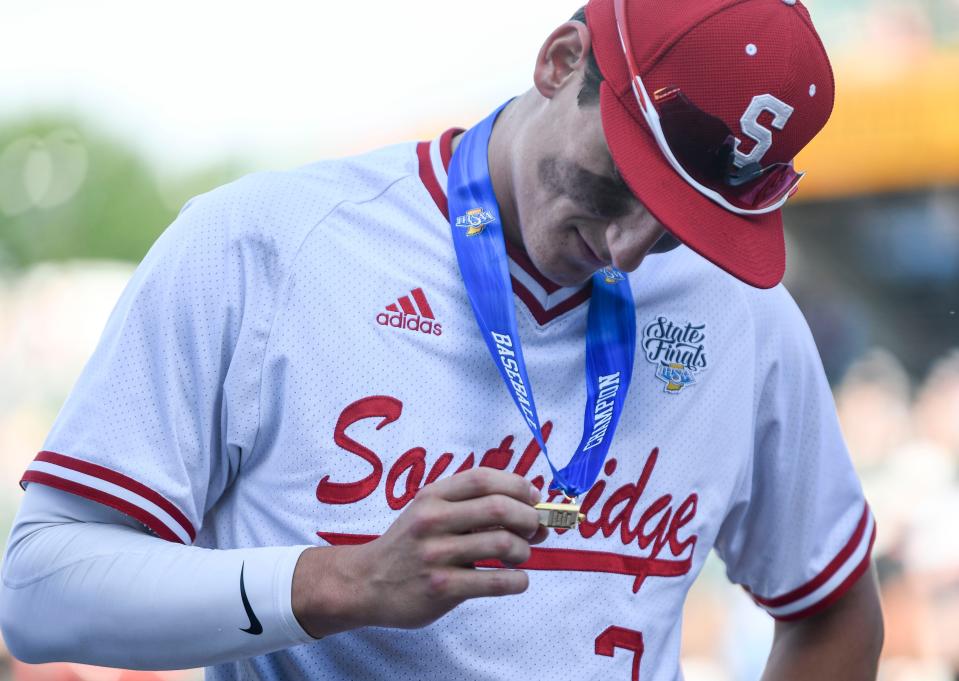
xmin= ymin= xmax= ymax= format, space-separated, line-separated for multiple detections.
xmin=535 ymin=501 xmax=585 ymax=529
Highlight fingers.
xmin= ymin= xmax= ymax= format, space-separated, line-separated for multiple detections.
xmin=424 ymin=468 xmax=540 ymax=505
xmin=528 ymin=524 xmax=550 ymax=546
xmin=436 ymin=494 xmax=541 ymax=539
xmin=424 ymin=529 xmax=532 ymax=567
xmin=428 ymin=566 xmax=530 ymax=602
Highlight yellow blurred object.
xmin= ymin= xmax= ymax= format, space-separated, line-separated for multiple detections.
xmin=795 ymin=49 xmax=959 ymax=199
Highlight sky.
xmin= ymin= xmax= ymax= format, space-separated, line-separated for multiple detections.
xmin=0 ymin=0 xmax=588 ymax=171
xmin=2 ymin=0 xmax=943 ymax=175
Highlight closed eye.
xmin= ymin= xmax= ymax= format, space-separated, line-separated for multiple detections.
xmin=569 ymin=166 xmax=634 ymax=219
xmin=539 ymin=156 xmax=636 ymax=219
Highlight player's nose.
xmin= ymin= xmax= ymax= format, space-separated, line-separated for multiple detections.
xmin=604 ymin=211 xmax=667 ymax=273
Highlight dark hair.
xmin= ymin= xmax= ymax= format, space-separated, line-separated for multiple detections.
xmin=571 ymin=6 xmax=605 ymax=107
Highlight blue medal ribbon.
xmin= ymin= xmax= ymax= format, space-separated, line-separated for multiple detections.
xmin=448 ymin=102 xmax=636 ymax=498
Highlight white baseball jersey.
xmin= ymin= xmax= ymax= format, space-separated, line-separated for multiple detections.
xmin=22 ymin=129 xmax=875 ymax=681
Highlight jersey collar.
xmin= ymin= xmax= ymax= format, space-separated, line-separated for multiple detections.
xmin=417 ymin=129 xmax=592 ymax=325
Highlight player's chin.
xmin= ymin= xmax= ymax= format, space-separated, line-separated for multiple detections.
xmin=527 ymin=234 xmax=596 ymax=287
xmin=535 ymin=247 xmax=595 ymax=287
xmin=548 ymin=259 xmax=598 ymax=288
xmin=554 ymin=228 xmax=611 ymax=286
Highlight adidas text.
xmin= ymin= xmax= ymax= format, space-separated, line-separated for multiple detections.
xmin=376 ymin=312 xmax=443 ymax=336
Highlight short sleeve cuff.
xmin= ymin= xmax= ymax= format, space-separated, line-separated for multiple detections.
xmin=746 ymin=503 xmax=877 ymax=621
xmin=21 ymin=451 xmax=197 ymax=545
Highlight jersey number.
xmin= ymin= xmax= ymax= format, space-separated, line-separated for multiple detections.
xmin=595 ymin=626 xmax=645 ymax=681
xmin=732 ymin=94 xmax=795 ymax=168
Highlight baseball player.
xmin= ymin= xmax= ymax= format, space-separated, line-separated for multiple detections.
xmin=1 ymin=1 xmax=883 ymax=679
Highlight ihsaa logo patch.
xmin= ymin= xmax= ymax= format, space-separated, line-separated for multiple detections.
xmin=455 ymin=208 xmax=495 ymax=237
xmin=601 ymin=266 xmax=625 ymax=284
xmin=642 ymin=315 xmax=707 ymax=394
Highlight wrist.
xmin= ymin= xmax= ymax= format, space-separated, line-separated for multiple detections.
xmin=291 ymin=546 xmax=370 ymax=639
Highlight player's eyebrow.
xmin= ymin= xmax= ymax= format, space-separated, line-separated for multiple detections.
xmin=540 ymin=157 xmax=636 ymax=219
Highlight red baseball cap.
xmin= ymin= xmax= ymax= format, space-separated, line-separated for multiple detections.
xmin=585 ymin=0 xmax=835 ymax=288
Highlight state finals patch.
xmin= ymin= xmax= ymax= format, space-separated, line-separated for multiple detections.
xmin=642 ymin=315 xmax=707 ymax=394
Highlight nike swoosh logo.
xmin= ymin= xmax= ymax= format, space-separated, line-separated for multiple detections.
xmin=239 ymin=562 xmax=263 ymax=635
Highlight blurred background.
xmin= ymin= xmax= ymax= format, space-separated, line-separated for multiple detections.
xmin=1 ymin=0 xmax=957 ymax=679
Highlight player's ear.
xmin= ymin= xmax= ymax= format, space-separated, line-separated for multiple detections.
xmin=533 ymin=20 xmax=593 ymax=100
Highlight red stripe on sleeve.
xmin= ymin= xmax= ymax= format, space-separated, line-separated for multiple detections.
xmin=33 ymin=451 xmax=196 ymax=541
xmin=750 ymin=504 xmax=871 ymax=608
xmin=774 ymin=523 xmax=877 ymax=621
xmin=22 ymin=470 xmax=185 ymax=544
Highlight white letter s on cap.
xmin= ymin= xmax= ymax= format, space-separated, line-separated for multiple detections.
xmin=733 ymin=94 xmax=795 ymax=168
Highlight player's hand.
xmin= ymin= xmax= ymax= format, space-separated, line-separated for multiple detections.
xmin=292 ymin=468 xmax=549 ymax=637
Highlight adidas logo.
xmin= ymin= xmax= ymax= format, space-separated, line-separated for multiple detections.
xmin=376 ymin=287 xmax=443 ymax=336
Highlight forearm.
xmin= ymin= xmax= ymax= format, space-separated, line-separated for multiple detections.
xmin=760 ymin=565 xmax=884 ymax=681
xmin=4 ymin=468 xmax=547 ymax=666
xmin=0 ymin=485 xmax=314 ymax=670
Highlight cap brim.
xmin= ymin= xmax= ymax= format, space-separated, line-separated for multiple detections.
xmin=600 ymin=82 xmax=785 ymax=289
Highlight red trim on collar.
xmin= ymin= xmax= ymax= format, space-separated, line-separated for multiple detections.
xmin=512 ymin=277 xmax=594 ymax=326
xmin=416 ymin=141 xmax=448 ymax=219
xmin=504 ymin=239 xmax=561 ymax=295
xmin=439 ymin=128 xmax=456 ymax=169
xmin=418 ymin=129 xmax=591 ymax=324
